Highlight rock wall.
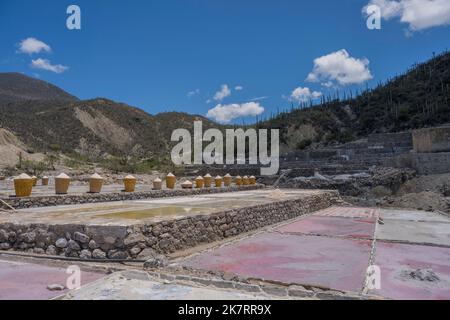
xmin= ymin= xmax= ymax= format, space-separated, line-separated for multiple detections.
xmin=367 ymin=132 xmax=412 ymax=148
xmin=0 ymin=184 xmax=264 ymax=210
xmin=386 ymin=152 xmax=450 ymax=175
xmin=412 ymin=126 xmax=450 ymax=153
xmin=184 ymin=165 xmax=262 ymax=177
xmin=0 ymin=191 xmax=338 ymax=260
xmin=278 ymin=167 xmax=415 ymax=196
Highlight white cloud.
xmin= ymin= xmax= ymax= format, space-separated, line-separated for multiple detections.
xmin=31 ymin=58 xmax=68 ymax=73
xmin=365 ymin=0 xmax=402 ymax=19
xmin=213 ymin=84 xmax=231 ymax=101
xmin=250 ymin=96 xmax=269 ymax=101
xmin=364 ymin=0 xmax=450 ymax=31
xmin=18 ymin=37 xmax=51 ymax=55
xmin=187 ymin=89 xmax=200 ymax=97
xmin=290 ymin=87 xmax=322 ymax=102
xmin=321 ymin=81 xmax=335 ymax=88
xmin=234 ymin=85 xmax=243 ymax=91
xmin=306 ymin=49 xmax=373 ymax=86
xmin=206 ymin=102 xmax=264 ymax=123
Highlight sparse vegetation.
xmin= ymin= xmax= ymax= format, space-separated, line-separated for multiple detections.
xmin=17 ymin=159 xmax=49 ymax=177
xmin=297 ymin=139 xmax=312 ymax=150
xmin=258 ymin=51 xmax=450 ymax=151
xmin=0 ymin=51 xmax=449 ymax=170
xmin=100 ymin=155 xmax=179 ymax=174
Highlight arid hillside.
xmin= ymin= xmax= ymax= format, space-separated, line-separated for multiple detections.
xmin=0 ymin=74 xmax=219 ymax=167
xmin=0 ymin=128 xmax=44 ymax=167
xmin=259 ymin=51 xmax=450 ymax=152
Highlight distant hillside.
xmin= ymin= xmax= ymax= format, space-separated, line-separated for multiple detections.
xmin=0 ymin=98 xmax=219 ymax=161
xmin=0 ymin=128 xmax=44 ymax=167
xmin=0 ymin=73 xmax=77 ymax=103
xmin=259 ymin=51 xmax=450 ymax=152
xmin=1 ymin=51 xmax=449 ymax=168
xmin=0 ymin=73 xmax=219 ymax=167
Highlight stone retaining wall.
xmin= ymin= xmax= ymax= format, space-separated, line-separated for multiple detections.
xmin=367 ymin=132 xmax=412 ymax=148
xmin=121 ymin=270 xmax=373 ymax=300
xmin=385 ymin=152 xmax=450 ymax=174
xmin=412 ymin=126 xmax=450 ymax=153
xmin=185 ymin=165 xmax=262 ymax=177
xmin=0 ymin=191 xmax=339 ymax=260
xmin=0 ymin=184 xmax=264 ymax=210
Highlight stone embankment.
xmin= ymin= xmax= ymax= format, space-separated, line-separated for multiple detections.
xmin=1 ymin=184 xmax=264 ymax=210
xmin=0 ymin=190 xmax=339 ymax=260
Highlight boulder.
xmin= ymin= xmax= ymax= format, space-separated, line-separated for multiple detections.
xmin=55 ymin=238 xmax=68 ymax=248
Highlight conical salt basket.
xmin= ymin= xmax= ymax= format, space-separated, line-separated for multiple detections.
xmin=42 ymin=176 xmax=49 ymax=186
xmin=235 ymin=176 xmax=243 ymax=186
xmin=166 ymin=173 xmax=176 ymax=189
xmin=153 ymin=178 xmax=162 ymax=190
xmin=89 ymin=173 xmax=104 ymax=193
xmin=215 ymin=176 xmax=223 ymax=188
xmin=55 ymin=173 xmax=70 ymax=194
xmin=243 ymin=176 xmax=250 ymax=185
xmin=31 ymin=176 xmax=38 ymax=186
xmin=195 ymin=176 xmax=204 ymax=188
xmin=223 ymin=174 xmax=232 ymax=187
xmin=249 ymin=176 xmax=257 ymax=185
xmin=181 ymin=180 xmax=193 ymax=189
xmin=204 ymin=174 xmax=212 ymax=188
xmin=123 ymin=175 xmax=137 ymax=192
xmin=14 ymin=173 xmax=33 ymax=197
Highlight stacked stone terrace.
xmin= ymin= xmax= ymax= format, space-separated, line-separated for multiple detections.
xmin=0 ymin=189 xmax=339 ymax=260
xmin=280 ymin=132 xmax=413 ymax=175
xmin=185 ymin=132 xmax=415 ymax=178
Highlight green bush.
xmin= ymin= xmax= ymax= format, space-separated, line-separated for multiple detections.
xmin=297 ymin=139 xmax=312 ymax=150
xmin=18 ymin=160 xmax=49 ymax=176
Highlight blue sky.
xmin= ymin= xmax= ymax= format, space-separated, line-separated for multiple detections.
xmin=0 ymin=0 xmax=449 ymax=123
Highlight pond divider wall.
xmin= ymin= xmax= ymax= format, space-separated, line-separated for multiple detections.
xmin=0 ymin=190 xmax=339 ymax=260
xmin=1 ymin=184 xmax=264 ymax=210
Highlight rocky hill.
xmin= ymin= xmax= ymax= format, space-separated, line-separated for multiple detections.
xmin=0 ymin=72 xmax=78 ymax=103
xmin=1 ymin=50 xmax=449 ymax=169
xmin=259 ymin=51 xmax=450 ymax=152
xmin=0 ymin=128 xmax=44 ymax=167
xmin=0 ymin=73 xmax=218 ymax=169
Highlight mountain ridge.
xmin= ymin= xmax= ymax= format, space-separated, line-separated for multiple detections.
xmin=1 ymin=50 xmax=449 ymax=167
xmin=258 ymin=51 xmax=450 ymax=152
xmin=0 ymin=72 xmax=78 ymax=103
xmin=0 ymin=73 xmax=219 ymax=165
